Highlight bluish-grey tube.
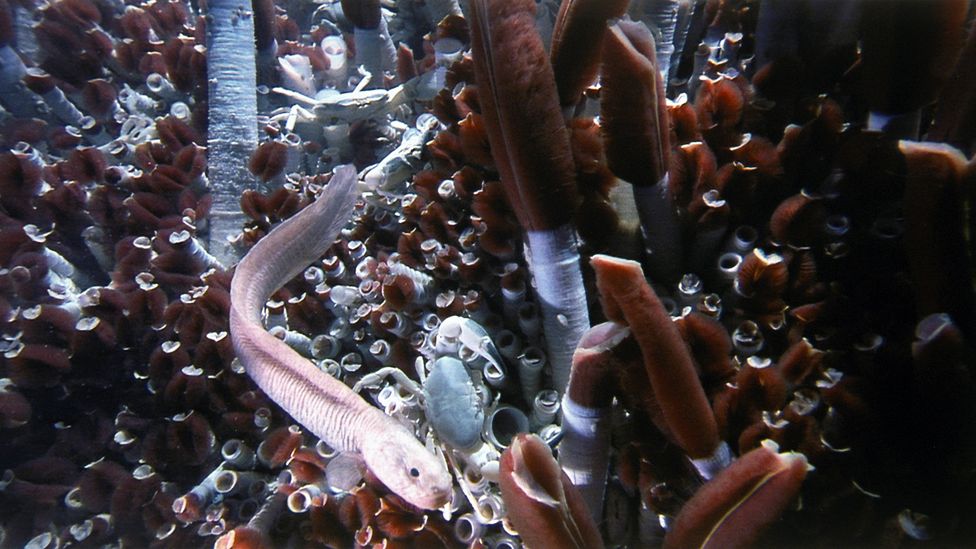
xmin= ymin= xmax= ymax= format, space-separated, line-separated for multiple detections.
xmin=630 ymin=0 xmax=680 ymax=83
xmin=39 ymin=86 xmax=85 ymax=126
xmin=205 ymin=0 xmax=260 ymax=265
xmin=0 ymin=45 xmax=41 ymax=118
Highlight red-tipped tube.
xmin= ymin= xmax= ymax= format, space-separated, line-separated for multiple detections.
xmin=500 ymin=434 xmax=604 ymax=549
xmin=591 ymin=254 xmax=729 ymax=478
xmin=559 ymin=322 xmax=630 ymax=523
xmin=664 ymin=440 xmax=811 ymax=549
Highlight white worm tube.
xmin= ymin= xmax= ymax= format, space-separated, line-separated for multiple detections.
xmin=529 ymin=389 xmax=560 ymax=430
xmin=525 ymin=226 xmax=590 ymax=395
xmin=37 ymin=85 xmax=85 ymax=126
xmin=0 ymin=45 xmax=40 ymax=118
xmin=205 ymin=0 xmax=259 ymax=265
xmin=517 ymin=346 xmax=545 ymax=405
xmin=454 ymin=512 xmax=484 ymax=544
xmin=147 ymin=73 xmax=179 ymax=101
xmin=353 ymin=17 xmax=396 ymax=88
xmin=557 ymin=395 xmax=611 ymax=524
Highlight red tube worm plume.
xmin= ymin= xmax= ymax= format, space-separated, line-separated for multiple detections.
xmin=669 ymin=93 xmax=703 ymax=145
xmin=549 ymin=0 xmax=629 ymax=111
xmin=468 ymin=0 xmax=578 ymax=233
xmin=0 ymin=151 xmax=43 ymax=219
xmin=75 ymin=460 xmax=130 ymax=513
xmin=590 ymin=254 xmax=729 ymax=478
xmin=859 ymin=0 xmax=967 ymax=126
xmin=768 ymin=193 xmax=826 ymax=249
xmin=568 ymin=117 xmax=620 ymax=248
xmin=695 ymin=74 xmax=747 ymax=152
xmin=668 ymin=141 xmax=718 ymax=208
xmin=712 ymin=356 xmax=788 ymax=449
xmin=775 ymin=338 xmax=823 ymax=387
xmin=81 ymin=78 xmax=118 ymax=121
xmin=471 ymin=0 xmax=588 ymax=394
xmin=735 ymin=248 xmax=789 ymax=317
xmin=458 ymin=113 xmax=494 ymax=167
xmin=249 ymin=140 xmax=289 ymax=182
xmin=499 ymin=433 xmax=604 ymax=549
xmin=900 ymin=141 xmax=976 ymax=337
xmin=601 ymin=19 xmax=670 ymax=189
xmin=663 ymin=440 xmax=812 ymax=549
xmin=675 ymin=311 xmax=735 ymax=392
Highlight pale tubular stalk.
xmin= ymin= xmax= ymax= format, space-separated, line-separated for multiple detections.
xmin=39 ymin=86 xmax=85 ymax=126
xmin=517 ymin=346 xmax=546 ymax=405
xmin=0 ymin=45 xmax=40 ymax=118
xmin=629 ymin=0 xmax=681 ymax=81
xmin=558 ymin=321 xmax=628 ymax=523
xmin=354 ymin=17 xmax=396 ymax=89
xmin=559 ymin=396 xmax=611 ymax=524
xmin=669 ymin=0 xmax=695 ymax=82
xmin=206 ymin=0 xmax=259 ymax=265
xmin=525 ymin=226 xmax=590 ymax=395
xmin=633 ymin=174 xmax=683 ymax=283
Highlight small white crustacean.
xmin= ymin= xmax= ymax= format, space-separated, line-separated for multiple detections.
xmin=361 ymin=113 xmax=442 ymax=191
xmin=353 ymin=356 xmax=485 ymax=452
xmin=439 ymin=316 xmax=507 ymax=380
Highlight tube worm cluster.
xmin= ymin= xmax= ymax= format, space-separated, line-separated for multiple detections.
xmin=0 ymin=0 xmax=974 ymax=547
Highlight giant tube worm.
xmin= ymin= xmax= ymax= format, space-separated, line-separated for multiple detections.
xmin=663 ymin=439 xmax=811 ymax=548
xmin=901 ymin=141 xmax=976 ymax=341
xmin=230 ymin=165 xmax=452 ymax=510
xmin=469 ymin=0 xmax=589 ymax=395
xmin=500 ymin=433 xmax=604 ymax=549
xmin=591 ymin=254 xmax=730 ymax=479
xmin=601 ymin=20 xmax=680 ymax=283
xmin=559 ymin=321 xmax=630 ymax=524
xmin=548 ymin=0 xmax=630 ymax=113
xmin=206 ymin=0 xmax=260 ymax=265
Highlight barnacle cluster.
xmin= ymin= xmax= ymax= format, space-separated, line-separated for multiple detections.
xmin=0 ymin=0 xmax=975 ymax=548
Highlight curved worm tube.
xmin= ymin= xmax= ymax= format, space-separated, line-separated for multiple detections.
xmin=663 ymin=440 xmax=811 ymax=549
xmin=230 ymin=166 xmax=451 ymax=510
xmin=500 ymin=434 xmax=604 ymax=549
xmin=558 ymin=322 xmax=630 ymax=524
xmin=591 ymin=254 xmax=730 ymax=478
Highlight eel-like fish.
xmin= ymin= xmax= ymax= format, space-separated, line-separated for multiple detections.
xmin=229 ymin=164 xmax=452 ymax=509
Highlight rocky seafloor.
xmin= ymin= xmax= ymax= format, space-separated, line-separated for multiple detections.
xmin=0 ymin=0 xmax=975 ymax=548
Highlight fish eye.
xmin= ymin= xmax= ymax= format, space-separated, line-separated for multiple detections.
xmin=409 ymin=467 xmax=420 ymax=478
